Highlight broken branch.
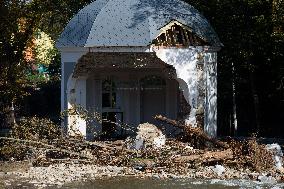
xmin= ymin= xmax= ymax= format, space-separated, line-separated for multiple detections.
xmin=154 ymin=115 xmax=229 ymax=149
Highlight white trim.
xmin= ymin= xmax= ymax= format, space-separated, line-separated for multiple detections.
xmin=57 ymin=47 xmax=89 ymax=52
xmin=89 ymin=46 xmax=152 ymax=53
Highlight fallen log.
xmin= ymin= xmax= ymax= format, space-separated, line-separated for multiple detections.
xmin=154 ymin=115 xmax=229 ymax=149
xmin=174 ymin=149 xmax=233 ymax=163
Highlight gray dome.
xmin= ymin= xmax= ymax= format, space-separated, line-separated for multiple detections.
xmin=56 ymin=0 xmax=221 ymax=48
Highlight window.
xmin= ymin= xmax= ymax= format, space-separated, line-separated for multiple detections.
xmin=102 ymin=79 xmax=116 ymax=108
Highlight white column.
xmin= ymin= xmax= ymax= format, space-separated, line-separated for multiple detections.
xmin=66 ymin=75 xmax=87 ymax=138
xmin=204 ymin=51 xmax=218 ymax=137
xmin=165 ymin=79 xmax=171 ymax=118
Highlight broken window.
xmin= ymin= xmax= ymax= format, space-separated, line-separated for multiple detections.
xmin=153 ymin=22 xmax=209 ymax=47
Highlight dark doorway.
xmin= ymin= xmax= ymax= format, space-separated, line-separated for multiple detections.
xmin=101 ymin=112 xmax=116 ymax=139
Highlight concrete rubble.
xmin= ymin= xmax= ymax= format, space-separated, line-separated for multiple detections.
xmin=266 ymin=143 xmax=284 ymax=171
xmin=133 ymin=123 xmax=166 ymax=150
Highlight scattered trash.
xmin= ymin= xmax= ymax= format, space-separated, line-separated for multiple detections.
xmin=153 ymin=135 xmax=166 ymax=148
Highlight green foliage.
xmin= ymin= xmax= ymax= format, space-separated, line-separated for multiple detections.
xmin=28 ymin=0 xmax=94 ymax=40
xmin=33 ymin=30 xmax=57 ymax=66
xmin=0 ymin=1 xmax=34 ymax=104
xmin=0 ymin=0 xmax=93 ymax=127
xmin=26 ymin=72 xmax=48 ymax=85
xmin=46 ymin=51 xmax=61 ymax=81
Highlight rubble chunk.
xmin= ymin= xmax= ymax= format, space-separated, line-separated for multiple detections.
xmin=133 ymin=123 xmax=166 ymax=149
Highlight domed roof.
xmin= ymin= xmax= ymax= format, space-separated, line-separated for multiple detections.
xmin=56 ymin=0 xmax=221 ymax=48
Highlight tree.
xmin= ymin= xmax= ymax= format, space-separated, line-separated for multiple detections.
xmin=0 ymin=0 xmax=38 ymax=127
xmin=0 ymin=0 xmax=93 ymax=127
xmin=185 ymin=0 xmax=284 ymax=137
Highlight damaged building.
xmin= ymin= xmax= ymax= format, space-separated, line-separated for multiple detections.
xmin=56 ymin=0 xmax=222 ymax=140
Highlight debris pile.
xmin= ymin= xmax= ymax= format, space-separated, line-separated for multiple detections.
xmin=1 ymin=115 xmax=284 ymax=186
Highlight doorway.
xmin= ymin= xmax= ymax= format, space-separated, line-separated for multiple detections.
xmin=101 ymin=78 xmax=123 ymax=139
xmin=140 ymin=75 xmax=166 ymax=125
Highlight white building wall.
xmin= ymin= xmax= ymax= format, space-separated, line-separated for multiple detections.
xmin=60 ymin=48 xmax=88 ymax=112
xmin=60 ymin=47 xmax=88 ymax=136
xmin=154 ymin=47 xmax=204 ymax=126
xmin=154 ymin=47 xmax=219 ymax=137
xmin=59 ymin=46 xmax=219 ymax=139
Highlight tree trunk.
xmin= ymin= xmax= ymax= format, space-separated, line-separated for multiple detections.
xmin=232 ymin=62 xmax=238 ymax=136
xmin=249 ymin=71 xmax=260 ymax=134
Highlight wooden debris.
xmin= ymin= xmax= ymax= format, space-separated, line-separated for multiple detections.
xmin=174 ymin=149 xmax=233 ymax=163
xmin=1 ymin=122 xmax=275 ymax=174
xmin=154 ymin=115 xmax=229 ymax=149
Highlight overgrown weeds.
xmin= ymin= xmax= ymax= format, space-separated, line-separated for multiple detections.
xmin=0 ymin=116 xmax=61 ymax=161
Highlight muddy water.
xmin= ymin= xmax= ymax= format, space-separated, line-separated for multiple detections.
xmin=61 ymin=178 xmax=284 ymax=189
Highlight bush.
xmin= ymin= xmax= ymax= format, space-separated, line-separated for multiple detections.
xmin=0 ymin=140 xmax=29 ymax=161
xmin=12 ymin=116 xmax=61 ymax=140
xmin=0 ymin=116 xmax=61 ymax=161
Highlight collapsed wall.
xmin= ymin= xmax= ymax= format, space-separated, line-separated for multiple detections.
xmin=154 ymin=47 xmax=218 ymax=137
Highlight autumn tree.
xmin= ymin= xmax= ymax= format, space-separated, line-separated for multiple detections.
xmin=0 ymin=0 xmax=93 ymax=128
xmin=0 ymin=0 xmax=37 ymax=127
